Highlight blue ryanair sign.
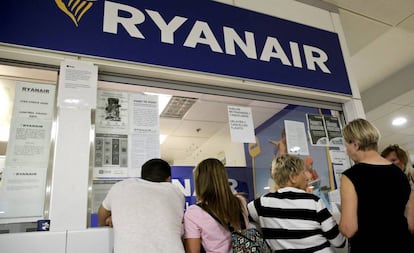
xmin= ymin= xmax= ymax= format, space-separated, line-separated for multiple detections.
xmin=0 ymin=0 xmax=351 ymax=95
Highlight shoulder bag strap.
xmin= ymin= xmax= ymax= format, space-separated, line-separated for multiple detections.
xmin=197 ymin=203 xmax=245 ymax=231
xmin=196 ymin=203 xmax=224 ymax=226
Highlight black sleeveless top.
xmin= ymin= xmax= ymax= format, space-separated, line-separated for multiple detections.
xmin=343 ymin=163 xmax=413 ymax=252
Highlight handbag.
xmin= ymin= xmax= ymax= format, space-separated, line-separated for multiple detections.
xmin=197 ymin=203 xmax=272 ymax=253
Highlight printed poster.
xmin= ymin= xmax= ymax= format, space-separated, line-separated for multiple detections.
xmin=128 ymin=93 xmax=160 ymax=177
xmin=93 ymin=133 xmax=128 ymax=178
xmin=95 ymin=90 xmax=128 ymax=133
xmin=284 ymin=120 xmax=309 ymax=156
xmin=0 ymin=82 xmax=55 ymax=220
xmin=228 ymin=106 xmax=255 ymax=143
xmin=324 ymin=115 xmax=344 ymax=147
xmin=306 ymin=114 xmax=328 ymax=146
xmin=57 ymin=60 xmax=97 ymax=109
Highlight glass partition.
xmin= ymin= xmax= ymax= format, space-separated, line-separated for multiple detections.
xmin=89 ymin=80 xmax=346 ymax=226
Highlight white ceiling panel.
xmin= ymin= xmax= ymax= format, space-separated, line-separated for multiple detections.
xmin=322 ymin=0 xmax=414 ymax=25
xmin=399 ymin=14 xmax=414 ymax=33
xmin=350 ymin=28 xmax=414 ymax=91
xmin=184 ymin=100 xmax=229 ymax=122
xmin=160 ymin=118 xmax=182 ymax=135
xmin=370 ymin=106 xmax=414 ymax=134
xmin=172 ymin=120 xmax=225 ymax=138
xmin=338 ymin=9 xmax=389 ymax=55
xmin=366 ymin=103 xmax=403 ymax=122
xmin=388 ymin=90 xmax=414 ymax=106
xmin=251 ymin=107 xmax=283 ymax=127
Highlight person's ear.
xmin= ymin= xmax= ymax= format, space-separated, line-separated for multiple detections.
xmin=288 ymin=174 xmax=296 ymax=184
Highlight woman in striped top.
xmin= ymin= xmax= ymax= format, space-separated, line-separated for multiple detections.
xmin=248 ymin=154 xmax=345 ymax=252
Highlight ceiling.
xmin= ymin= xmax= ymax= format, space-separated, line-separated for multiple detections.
xmin=309 ymin=0 xmax=414 ymax=157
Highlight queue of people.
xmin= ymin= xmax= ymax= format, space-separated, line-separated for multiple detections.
xmin=339 ymin=118 xmax=414 ymax=252
xmin=98 ymin=118 xmax=414 ymax=253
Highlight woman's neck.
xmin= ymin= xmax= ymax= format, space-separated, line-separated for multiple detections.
xmin=355 ymin=150 xmax=390 ymax=165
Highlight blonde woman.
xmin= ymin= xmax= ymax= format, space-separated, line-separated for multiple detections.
xmin=340 ymin=118 xmax=414 ymax=252
xmin=248 ymin=154 xmax=345 ymax=252
xmin=183 ymin=158 xmax=248 ymax=253
xmin=381 ymin=144 xmax=414 ymax=189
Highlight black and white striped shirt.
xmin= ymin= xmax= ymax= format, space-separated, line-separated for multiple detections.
xmin=248 ymin=187 xmax=345 ymax=253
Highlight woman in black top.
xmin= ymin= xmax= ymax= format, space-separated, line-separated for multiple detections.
xmin=339 ymin=118 xmax=414 ymax=252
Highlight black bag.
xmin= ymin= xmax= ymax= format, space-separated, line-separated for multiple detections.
xmin=197 ymin=203 xmax=272 ymax=253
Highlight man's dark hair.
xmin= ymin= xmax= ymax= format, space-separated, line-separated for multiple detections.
xmin=141 ymin=158 xmax=171 ymax=182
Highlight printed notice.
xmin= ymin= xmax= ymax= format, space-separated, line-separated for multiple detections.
xmin=129 ymin=134 xmax=161 ymax=178
xmin=129 ymin=93 xmax=160 ymax=135
xmin=0 ymin=168 xmax=46 ymax=218
xmin=128 ymin=93 xmax=161 ymax=177
xmin=306 ymin=114 xmax=328 ymax=146
xmin=284 ymin=120 xmax=309 ymax=156
xmin=93 ymin=133 xmax=128 ymax=178
xmin=95 ymin=90 xmax=129 ymax=133
xmin=324 ymin=115 xmax=344 ymax=147
xmin=6 ymin=82 xmax=55 ymax=168
xmin=14 ymin=82 xmax=55 ymax=120
xmin=5 ymin=118 xmax=52 ymax=168
xmin=57 ymin=60 xmax=97 ymax=109
xmin=228 ymin=106 xmax=255 ymax=143
xmin=329 ymin=149 xmax=351 ymax=188
xmin=0 ymin=82 xmax=55 ymax=220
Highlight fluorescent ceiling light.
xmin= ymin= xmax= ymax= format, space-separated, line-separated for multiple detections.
xmin=392 ymin=117 xmax=407 ymax=126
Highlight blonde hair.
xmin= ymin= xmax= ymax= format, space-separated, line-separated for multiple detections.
xmin=271 ymin=154 xmax=305 ymax=188
xmin=193 ymin=158 xmax=244 ymax=230
xmin=342 ymin=118 xmax=379 ymax=151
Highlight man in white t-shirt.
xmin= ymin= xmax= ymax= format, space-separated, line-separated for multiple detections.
xmin=98 ymin=158 xmax=185 ymax=253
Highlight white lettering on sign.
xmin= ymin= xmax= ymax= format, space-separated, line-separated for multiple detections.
xmin=103 ymin=1 xmax=331 ymax=74
xmin=172 ymin=178 xmax=240 ymax=197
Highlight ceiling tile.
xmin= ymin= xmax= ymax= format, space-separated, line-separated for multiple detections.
xmin=366 ymin=103 xmax=403 ymax=121
xmin=350 ymin=28 xmax=414 ymax=92
xmin=185 ymin=100 xmax=228 ymax=122
xmin=323 ymin=0 xmax=414 ymax=25
xmin=370 ymin=106 xmax=414 ymax=134
xmin=160 ymin=118 xmax=181 ymax=135
xmin=173 ymin=120 xmax=225 ymax=138
xmin=388 ymin=90 xmax=414 ymax=106
xmin=399 ymin=14 xmax=414 ymax=33
xmin=338 ymin=9 xmax=389 ymax=55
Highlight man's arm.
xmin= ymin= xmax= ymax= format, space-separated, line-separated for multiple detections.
xmin=98 ymin=204 xmax=112 ymax=227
